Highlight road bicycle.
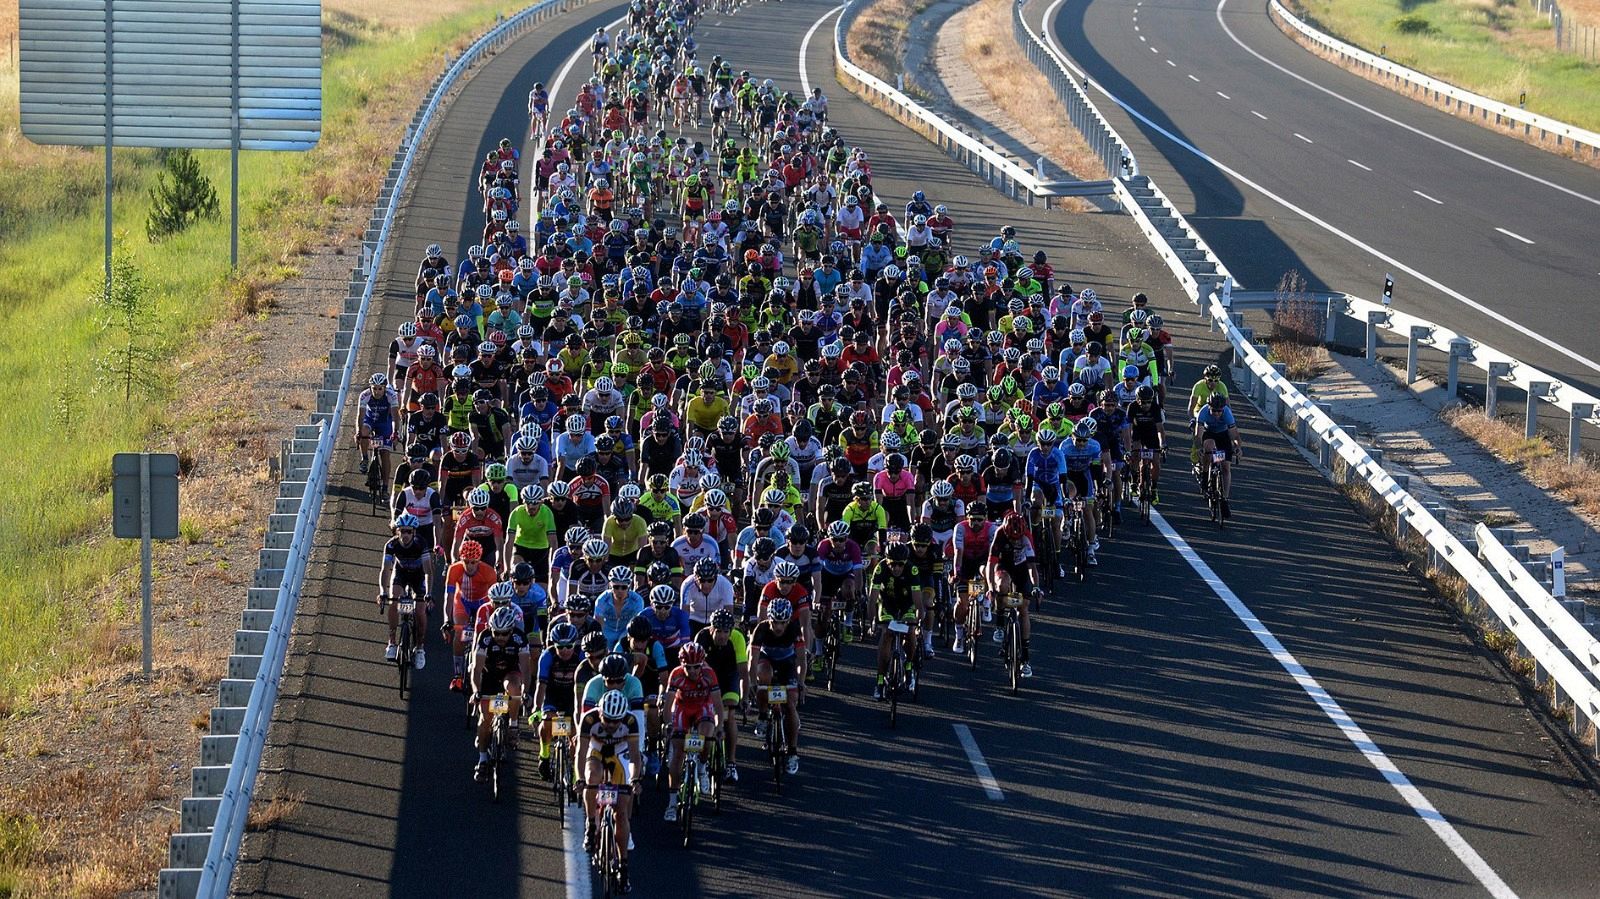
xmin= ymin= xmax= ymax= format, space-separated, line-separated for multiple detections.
xmin=1134 ymin=447 xmax=1157 ymax=524
xmin=883 ymin=618 xmax=919 ymax=728
xmin=761 ymin=684 xmax=790 ymax=792
xmin=478 ymin=694 xmax=514 ymax=802
xmin=591 ymin=784 xmax=625 ymax=898
xmin=1096 ymin=470 xmax=1117 ymax=540
xmin=1202 ymin=448 xmax=1229 ymax=527
xmin=961 ymin=578 xmax=985 ymax=669
xmin=1063 ymin=497 xmax=1090 ymax=583
xmin=365 ymin=453 xmax=387 ymax=516
xmin=1036 ymin=503 xmax=1063 ymax=605
xmin=996 ymin=592 xmax=1026 ymax=695
xmin=819 ymin=593 xmax=849 ymax=692
xmin=385 ymin=588 xmax=422 ymax=699
xmin=675 ymin=730 xmax=718 ymax=847
xmin=930 ymin=567 xmax=954 ymax=650
xmin=548 ymin=713 xmax=577 ymax=823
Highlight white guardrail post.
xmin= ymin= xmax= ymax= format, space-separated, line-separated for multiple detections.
xmin=156 ymin=0 xmax=596 ymax=896
xmin=1003 ymin=0 xmax=1600 ymax=757
xmin=1269 ymin=0 xmax=1600 ymax=159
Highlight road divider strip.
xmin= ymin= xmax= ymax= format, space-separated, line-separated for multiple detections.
xmin=953 ymin=724 xmax=1005 ymax=801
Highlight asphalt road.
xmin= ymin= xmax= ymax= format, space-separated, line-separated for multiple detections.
xmin=1034 ymin=0 xmax=1600 ymax=396
xmin=232 ymin=0 xmax=1600 ymax=896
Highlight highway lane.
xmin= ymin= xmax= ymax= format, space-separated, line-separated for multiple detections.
xmin=234 ymin=0 xmax=1600 ymax=895
xmin=1035 ymin=0 xmax=1600 ymax=395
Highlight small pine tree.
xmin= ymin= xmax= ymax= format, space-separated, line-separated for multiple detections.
xmin=146 ymin=149 xmax=219 ymax=241
xmin=96 ymin=249 xmax=165 ymax=402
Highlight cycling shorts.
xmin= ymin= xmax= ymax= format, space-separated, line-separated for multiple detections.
xmin=1065 ymin=471 xmax=1094 ymax=499
xmin=587 ymin=751 xmax=630 ymax=786
xmin=670 ymin=702 xmax=717 ymax=735
xmin=1202 ymin=431 xmax=1235 ymax=462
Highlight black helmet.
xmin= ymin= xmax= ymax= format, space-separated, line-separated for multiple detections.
xmin=753 ymin=536 xmax=777 ymax=559
xmin=600 ymin=652 xmax=630 ymax=679
xmin=910 ymin=523 xmax=934 ymax=544
xmin=511 ymin=562 xmax=535 ymax=582
xmin=628 ymin=616 xmax=655 ymax=640
xmin=1136 ymin=384 xmax=1155 ymax=403
xmin=787 ymin=524 xmax=811 ymax=543
xmin=581 ymin=632 xmax=608 ymax=654
xmin=886 ymin=543 xmax=911 ymax=563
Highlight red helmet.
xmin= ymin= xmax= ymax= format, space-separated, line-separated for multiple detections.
xmin=678 ymin=643 xmax=707 ymax=666
xmin=458 ymin=540 xmax=484 ymax=561
xmin=1002 ymin=511 xmax=1027 ymax=536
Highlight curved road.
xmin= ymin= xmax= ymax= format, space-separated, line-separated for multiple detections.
xmin=232 ymin=0 xmax=1600 ymax=895
xmin=1035 ymin=0 xmax=1600 ymax=394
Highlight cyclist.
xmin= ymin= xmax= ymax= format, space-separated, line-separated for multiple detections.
xmin=357 ymin=373 xmax=401 ymax=484
xmin=1195 ymin=393 xmax=1241 ymax=519
xmin=533 ymin=622 xmax=585 ymax=778
xmin=1127 ymin=384 xmax=1165 ymax=503
xmin=869 ymin=543 xmax=924 ymax=700
xmin=577 ymin=690 xmax=642 ymax=892
xmin=662 ymin=642 xmax=723 ymax=822
xmin=446 ymin=540 xmax=499 ymax=692
xmin=748 ymin=597 xmax=803 ymax=776
xmin=1062 ymin=420 xmax=1103 ymax=567
xmin=985 ymin=511 xmax=1040 ymax=677
xmin=469 ymin=605 xmax=530 ymax=780
xmin=377 ymin=514 xmax=434 ymax=667
xmin=694 ymin=608 xmax=747 ymax=783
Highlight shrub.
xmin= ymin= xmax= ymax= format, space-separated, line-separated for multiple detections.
xmin=146 ymin=149 xmax=219 ymax=241
xmin=1392 ymin=12 xmax=1435 ymax=34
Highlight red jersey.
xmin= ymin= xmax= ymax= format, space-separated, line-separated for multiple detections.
xmin=666 ymin=665 xmax=722 ymax=707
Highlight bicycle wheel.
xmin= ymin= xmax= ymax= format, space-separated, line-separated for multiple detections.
xmin=966 ymin=597 xmax=979 ymax=669
xmin=1008 ymin=619 xmax=1021 ymax=696
xmin=824 ymin=629 xmax=839 ymax=692
xmin=887 ymin=655 xmax=900 ymax=729
xmin=768 ymin=713 xmax=784 ymax=790
xmin=397 ymin=616 xmax=412 ymax=699
xmin=678 ymin=777 xmax=694 ymax=847
xmin=367 ymin=464 xmax=385 ymax=515
xmin=553 ymin=741 xmax=569 ymax=820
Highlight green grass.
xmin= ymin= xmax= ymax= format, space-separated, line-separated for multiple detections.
xmin=1289 ymin=0 xmax=1600 ymax=132
xmin=0 ymin=0 xmax=523 ymax=710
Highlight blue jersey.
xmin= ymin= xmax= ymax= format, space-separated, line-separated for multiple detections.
xmin=642 ymin=606 xmax=693 ymax=650
xmin=1061 ymin=439 xmax=1102 ymax=474
xmin=1196 ymin=405 xmax=1236 ymax=433
xmin=1030 ymin=379 xmax=1071 ymax=410
xmin=1025 ymin=446 xmax=1066 ymax=485
xmin=1089 ymin=409 xmax=1129 ymax=458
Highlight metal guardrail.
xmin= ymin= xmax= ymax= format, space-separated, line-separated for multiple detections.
xmin=1009 ymin=0 xmax=1600 ymax=754
xmin=1271 ymin=0 xmax=1600 ymax=158
xmin=832 ymin=0 xmax=1115 ymax=201
xmin=156 ymin=1 xmax=599 ymax=896
xmin=1325 ymin=295 xmax=1600 ymax=463
xmin=1009 ymin=0 xmax=1137 ymax=180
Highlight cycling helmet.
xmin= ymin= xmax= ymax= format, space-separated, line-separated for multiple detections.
xmin=1136 ymin=385 xmax=1155 ymax=403
xmin=646 ymin=561 xmax=672 ymax=583
xmin=467 ymin=487 xmax=491 ymax=509
xmin=488 ymin=605 xmax=518 ymax=634
xmin=1204 ymin=364 xmax=1222 ymax=379
xmin=599 ymin=689 xmax=630 ymax=721
xmin=1038 ymin=428 xmax=1058 ymax=445
xmin=1123 ymin=364 xmax=1141 ymax=380
xmin=851 ymin=481 xmax=874 ymax=498
xmin=762 ymin=487 xmax=787 ymax=506
xmin=1042 ymin=366 xmax=1061 ymax=382
xmin=1067 ymin=382 xmax=1088 ymax=398
xmin=955 ymin=454 xmax=978 ymax=473
xmin=521 ymin=485 xmax=546 ymax=504
xmin=774 ymin=560 xmax=800 ymax=579
xmin=650 ymin=584 xmax=677 ymax=607
xmin=684 ymin=513 xmax=708 ymax=531
xmin=827 ymin=520 xmax=850 ymax=540
xmin=693 ymin=558 xmax=719 ymax=579
xmin=910 ymin=523 xmax=935 ymax=545
xmin=678 ymin=642 xmax=707 ymax=666
xmin=548 ymin=481 xmax=571 ymax=499
xmin=705 ymin=488 xmax=728 ymax=507
xmin=369 ymin=372 xmax=388 ymax=388
xmin=550 ymin=622 xmax=580 ymax=647
xmin=564 ymin=526 xmax=590 ymax=546
xmin=1074 ymin=420 xmax=1096 ymax=440
xmin=392 ymin=513 xmax=421 ymax=530
xmin=608 ymin=565 xmax=634 ymax=586
xmin=583 ymin=537 xmax=611 ymax=559
xmin=488 ymin=581 xmax=517 ymax=604
xmin=600 ymin=652 xmax=630 ymax=680
xmin=769 ymin=598 xmax=794 ymax=621
xmin=886 ymin=543 xmax=911 ymax=563
xmin=711 ymin=608 xmax=737 ymax=631
xmin=930 ymin=479 xmax=954 ymax=499
xmin=485 ymin=462 xmax=508 ymax=481
xmin=627 ymin=616 xmax=655 ymax=641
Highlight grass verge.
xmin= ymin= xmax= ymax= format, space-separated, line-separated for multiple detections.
xmin=1281 ymin=0 xmax=1600 ymax=138
xmin=847 ymin=0 xmax=925 ymax=86
xmin=1443 ymin=407 xmax=1600 ymax=519
xmin=955 ymin=0 xmax=1106 ymax=182
xmin=0 ymin=0 xmax=531 ymax=894
xmin=1264 ymin=270 xmax=1330 ymax=380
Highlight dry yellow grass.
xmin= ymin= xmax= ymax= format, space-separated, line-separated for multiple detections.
xmin=1444 ymin=407 xmax=1600 ymax=519
xmin=847 ymin=0 xmax=921 ymax=84
xmin=955 ymin=0 xmax=1107 ymax=182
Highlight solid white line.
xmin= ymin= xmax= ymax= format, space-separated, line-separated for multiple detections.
xmin=1251 ymin=110 xmax=1268 ymax=120
xmin=1149 ymin=511 xmax=1520 ymax=899
xmin=550 ymin=13 xmax=627 ymax=107
xmin=799 ymin=4 xmax=844 ymax=96
xmin=564 ymin=804 xmax=591 ymax=899
xmin=953 ymin=724 xmax=1005 ymax=801
xmin=1041 ymin=0 xmax=1600 ymax=378
xmin=1213 ymin=0 xmax=1600 ymax=210
xmin=1167 ymin=59 xmax=1177 ymax=67
xmin=1216 ymin=91 xmax=1231 ymax=100
xmin=1040 ymin=0 xmax=1600 ymax=378
xmin=1413 ymin=190 xmax=1443 ymax=204
xmin=1496 ymin=226 xmax=1535 ymax=245
xmin=1348 ymin=159 xmax=1371 ymax=171
xmin=1188 ymin=74 xmax=1200 ymax=82
xmin=1294 ymin=132 xmax=1313 ymax=143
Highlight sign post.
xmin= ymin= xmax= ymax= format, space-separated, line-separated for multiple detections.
xmin=112 ymin=453 xmax=180 ymax=677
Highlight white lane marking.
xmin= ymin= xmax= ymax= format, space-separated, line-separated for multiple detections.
xmin=1134 ymin=24 xmax=1140 ymax=31
xmin=1150 ymin=45 xmax=1159 ymax=53
xmin=1294 ymin=132 xmax=1314 ymax=143
xmin=953 ymin=724 xmax=1004 ymax=801
xmin=1496 ymin=227 xmax=1535 ymax=245
xmin=1348 ymin=159 xmax=1371 ymax=171
xmin=799 ymin=4 xmax=844 ymax=96
xmin=1167 ymin=59 xmax=1177 ymax=67
xmin=1413 ymin=190 xmax=1443 ymax=204
xmin=1214 ymin=0 xmax=1600 ymax=210
xmin=1188 ymin=74 xmax=1200 ymax=82
xmin=564 ymin=804 xmax=590 ymax=899
xmin=1149 ymin=511 xmax=1521 ymax=899
xmin=1251 ymin=110 xmax=1268 ymax=120
xmin=550 ymin=13 xmax=627 ymax=107
xmin=1140 ymin=34 xmax=1147 ymax=41
xmin=1039 ymin=0 xmax=1600 ymax=377
xmin=1216 ymin=91 xmax=1231 ymax=100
